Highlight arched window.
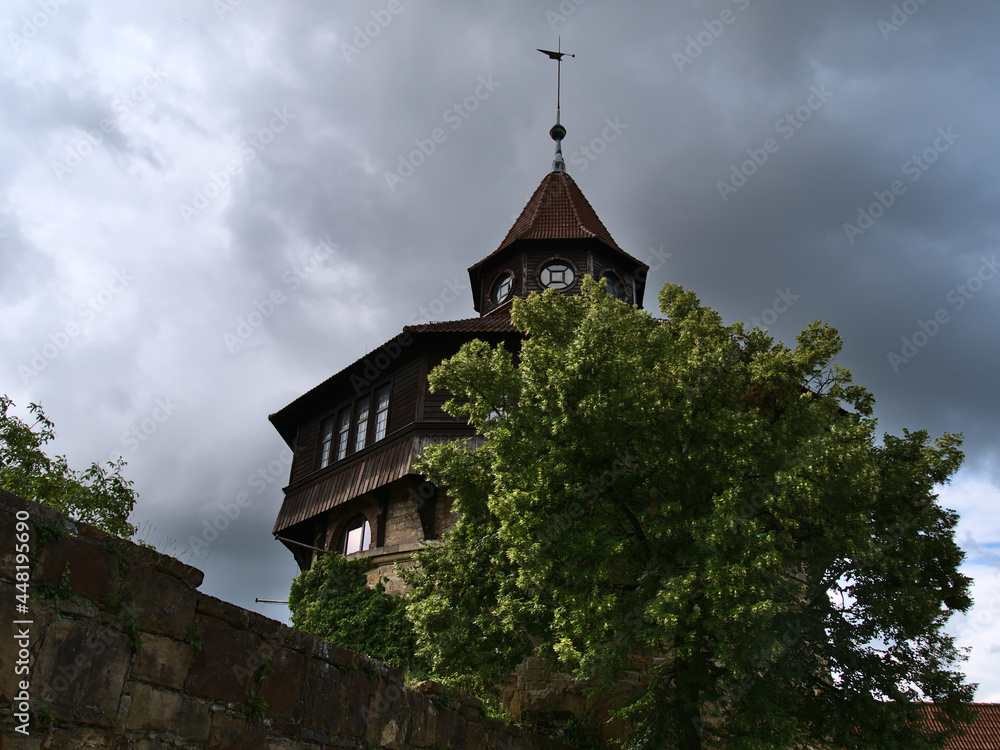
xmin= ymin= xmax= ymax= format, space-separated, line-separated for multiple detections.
xmin=340 ymin=515 xmax=372 ymax=555
xmin=600 ymin=270 xmax=627 ymax=300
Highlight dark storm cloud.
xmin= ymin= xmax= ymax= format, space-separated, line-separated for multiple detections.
xmin=1 ymin=0 xmax=997 ymax=695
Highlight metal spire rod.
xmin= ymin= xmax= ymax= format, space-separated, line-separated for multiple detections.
xmin=538 ymin=37 xmax=575 ymax=125
xmin=537 ymin=38 xmax=575 ymax=172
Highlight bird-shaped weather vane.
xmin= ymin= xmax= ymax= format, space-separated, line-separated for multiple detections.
xmin=537 ymin=37 xmax=574 ymax=172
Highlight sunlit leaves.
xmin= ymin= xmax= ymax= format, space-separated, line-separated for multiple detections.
xmin=404 ymin=280 xmax=973 ymax=749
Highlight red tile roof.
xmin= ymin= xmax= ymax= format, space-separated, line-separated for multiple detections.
xmin=924 ymin=703 xmax=1000 ymax=749
xmin=404 ymin=314 xmax=518 ymax=334
xmin=471 ymin=171 xmax=644 ymax=270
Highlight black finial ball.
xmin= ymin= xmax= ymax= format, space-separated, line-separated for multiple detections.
xmin=549 ymin=123 xmax=566 ymax=141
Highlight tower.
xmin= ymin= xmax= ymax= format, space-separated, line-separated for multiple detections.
xmin=269 ymin=57 xmax=648 ymax=587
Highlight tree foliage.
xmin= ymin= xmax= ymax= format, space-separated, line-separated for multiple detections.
xmin=0 ymin=395 xmax=137 ymax=538
xmin=403 ymin=279 xmax=975 ymax=749
xmin=288 ymin=551 xmax=418 ymax=671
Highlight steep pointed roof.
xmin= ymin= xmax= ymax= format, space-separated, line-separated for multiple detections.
xmin=470 ymin=170 xmax=641 ymax=271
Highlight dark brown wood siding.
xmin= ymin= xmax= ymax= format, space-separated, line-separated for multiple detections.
xmin=388 ymin=357 xmax=420 ymax=433
xmin=591 ymin=246 xmax=636 ymax=305
xmin=421 ymin=353 xmax=462 ymax=422
xmin=480 ymin=255 xmax=522 ymax=316
xmin=274 ymin=429 xmax=483 ymax=533
xmin=423 ymin=391 xmax=459 ymax=422
xmin=290 ymin=418 xmax=321 ymax=484
xmin=524 ymin=246 xmax=589 ymax=296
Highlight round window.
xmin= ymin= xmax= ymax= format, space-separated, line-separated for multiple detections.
xmin=539 ymin=260 xmax=575 ymax=290
xmin=491 ymin=272 xmax=514 ymax=305
xmin=600 ymin=270 xmax=626 ymax=300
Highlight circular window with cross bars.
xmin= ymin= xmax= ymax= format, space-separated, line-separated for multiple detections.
xmin=539 ymin=260 xmax=576 ymax=290
xmin=491 ymin=271 xmax=515 ymax=305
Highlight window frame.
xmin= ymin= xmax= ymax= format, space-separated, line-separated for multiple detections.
xmin=319 ymin=416 xmax=336 ymax=469
xmin=490 ymin=270 xmax=515 ymax=305
xmin=340 ymin=514 xmax=372 ymax=555
xmin=537 ymin=257 xmax=578 ymax=291
xmin=599 ymin=268 xmax=627 ymax=301
xmin=316 ymin=379 xmax=394 ymax=470
xmin=335 ymin=407 xmax=351 ymax=461
xmin=354 ymin=395 xmax=371 ymax=453
xmin=373 ymin=384 xmax=391 ymax=442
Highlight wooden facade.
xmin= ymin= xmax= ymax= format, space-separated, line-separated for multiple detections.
xmin=269 ymin=168 xmax=648 ymax=575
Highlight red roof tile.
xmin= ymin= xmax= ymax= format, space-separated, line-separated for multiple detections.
xmin=471 ymin=171 xmax=644 ymax=270
xmin=924 ymin=703 xmax=1000 ymax=750
xmin=404 ymin=314 xmax=518 ymax=334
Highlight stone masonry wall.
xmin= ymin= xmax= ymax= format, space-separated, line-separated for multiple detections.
xmin=0 ymin=489 xmax=566 ymax=750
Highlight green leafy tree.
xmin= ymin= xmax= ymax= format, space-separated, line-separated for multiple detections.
xmin=0 ymin=395 xmax=137 ymax=538
xmin=403 ymin=278 xmax=975 ymax=750
xmin=288 ymin=551 xmax=418 ymax=671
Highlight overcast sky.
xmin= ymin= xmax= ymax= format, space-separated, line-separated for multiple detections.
xmin=2 ymin=0 xmax=998 ymax=700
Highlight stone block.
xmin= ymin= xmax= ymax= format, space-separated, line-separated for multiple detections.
xmin=122 ymin=563 xmax=197 ymax=641
xmin=0 ymin=735 xmax=40 ymax=750
xmin=17 ymin=726 xmax=115 ymax=748
xmin=404 ymin=691 xmax=440 ymax=747
xmin=337 ymin=669 xmax=373 ymax=738
xmin=247 ymin=610 xmax=284 ymax=641
xmin=131 ymin=632 xmax=193 ymax=690
xmin=285 ymin=626 xmax=324 ymax=655
xmin=314 ymin=638 xmax=402 ymax=682
xmin=460 ymin=703 xmax=481 ymax=722
xmin=263 ymin=739 xmax=323 ymax=750
xmin=433 ymin=705 xmax=464 ymax=748
xmin=127 ymin=542 xmax=204 ymax=589
xmin=196 ymin=594 xmax=250 ymax=631
xmin=301 ymin=659 xmax=341 ymax=733
xmin=184 ymin=615 xmax=259 ymax=703
xmin=40 ymin=535 xmax=118 ymax=605
xmin=0 ymin=582 xmax=30 ymax=704
xmin=131 ymin=741 xmax=186 ymax=750
xmin=124 ymin=682 xmax=211 ymax=741
xmin=365 ymin=677 xmax=409 ymax=749
xmin=0 ymin=504 xmax=24 ymax=584
xmin=31 ymin=620 xmax=129 ymax=727
xmin=257 ymin=644 xmax=304 ymax=719
xmin=209 ymin=711 xmax=266 ymax=750
xmin=465 ymin=720 xmax=488 ymax=750
xmin=411 ymin=679 xmax=446 ymax=696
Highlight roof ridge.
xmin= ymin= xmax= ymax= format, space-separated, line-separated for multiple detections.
xmin=560 ymin=171 xmax=599 ymax=242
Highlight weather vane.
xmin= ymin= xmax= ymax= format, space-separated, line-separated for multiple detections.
xmin=537 ymin=37 xmax=574 ymax=172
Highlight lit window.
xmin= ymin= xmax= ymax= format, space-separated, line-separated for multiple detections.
xmin=354 ymin=396 xmax=370 ymax=452
xmin=600 ymin=270 xmax=626 ymax=300
xmin=341 ymin=515 xmax=371 ymax=555
xmin=335 ymin=408 xmax=350 ymax=461
xmin=319 ymin=417 xmax=335 ymax=468
xmin=540 ymin=260 xmax=575 ymax=290
xmin=373 ymin=385 xmax=390 ymax=441
xmin=491 ymin=272 xmax=514 ymax=304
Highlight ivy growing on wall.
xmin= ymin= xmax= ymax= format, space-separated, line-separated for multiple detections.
xmin=288 ymin=552 xmax=418 ymax=672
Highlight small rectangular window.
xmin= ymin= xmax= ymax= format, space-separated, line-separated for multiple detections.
xmin=336 ymin=408 xmax=350 ymax=461
xmin=319 ymin=417 xmax=335 ymax=468
xmin=373 ymin=385 xmax=390 ymax=442
xmin=354 ymin=396 xmax=370 ymax=452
